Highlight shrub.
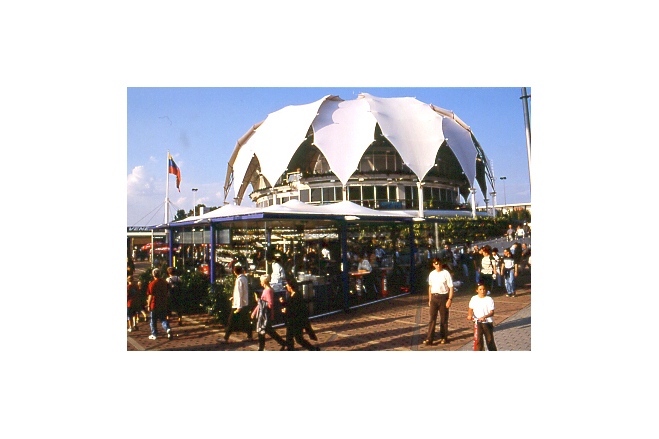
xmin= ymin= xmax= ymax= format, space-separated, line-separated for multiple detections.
xmin=206 ymin=274 xmax=236 ymax=325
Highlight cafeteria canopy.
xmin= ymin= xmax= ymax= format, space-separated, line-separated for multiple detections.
xmin=225 ymin=93 xmax=492 ymax=204
xmin=165 ymin=199 xmax=413 ymax=228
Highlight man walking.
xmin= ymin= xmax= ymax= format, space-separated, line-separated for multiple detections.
xmin=146 ymin=269 xmax=172 ymax=340
xmin=222 ymin=265 xmax=253 ymax=343
xmin=424 ymin=259 xmax=453 ymax=346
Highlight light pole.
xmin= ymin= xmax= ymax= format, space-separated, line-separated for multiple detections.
xmin=191 ymin=188 xmax=198 ymax=265
xmin=192 ymin=188 xmax=198 ymax=216
xmin=499 ymin=176 xmax=507 ymax=206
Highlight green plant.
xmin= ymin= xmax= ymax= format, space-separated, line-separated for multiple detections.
xmin=206 ymin=274 xmax=236 ymax=325
xmin=180 ymin=271 xmax=211 ymax=314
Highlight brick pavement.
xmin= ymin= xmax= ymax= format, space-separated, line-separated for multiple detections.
xmin=127 ymin=270 xmax=531 ymax=351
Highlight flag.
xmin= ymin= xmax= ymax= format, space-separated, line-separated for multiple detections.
xmin=168 ymin=153 xmax=181 ymax=192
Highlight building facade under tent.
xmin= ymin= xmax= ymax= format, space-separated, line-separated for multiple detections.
xmin=152 ymin=93 xmax=498 ymax=323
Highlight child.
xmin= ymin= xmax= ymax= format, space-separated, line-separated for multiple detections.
xmin=467 ymin=281 xmax=497 ymax=351
xmin=501 ymin=248 xmax=518 ymax=297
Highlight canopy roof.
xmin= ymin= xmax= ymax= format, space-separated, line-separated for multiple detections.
xmin=225 ymin=94 xmax=493 ymax=204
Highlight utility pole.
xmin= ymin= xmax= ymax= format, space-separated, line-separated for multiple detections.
xmin=521 ymin=87 xmax=532 ymax=191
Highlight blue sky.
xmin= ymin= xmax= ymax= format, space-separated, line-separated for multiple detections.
xmin=127 ymin=87 xmax=531 ymax=225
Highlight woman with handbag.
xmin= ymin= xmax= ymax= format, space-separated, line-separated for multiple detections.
xmin=251 ymin=274 xmax=287 ymax=351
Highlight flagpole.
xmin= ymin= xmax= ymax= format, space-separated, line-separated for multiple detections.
xmin=165 ymin=149 xmax=170 ymax=224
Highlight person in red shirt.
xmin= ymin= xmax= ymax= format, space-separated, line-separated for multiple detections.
xmin=146 ymin=269 xmax=172 ymax=340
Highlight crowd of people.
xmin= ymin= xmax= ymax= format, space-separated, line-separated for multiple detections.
xmin=219 ymin=264 xmax=320 ymax=351
xmin=422 ymin=239 xmax=530 ymax=351
xmin=126 ymin=266 xmax=186 ymax=339
xmin=127 ymin=237 xmax=529 ymax=351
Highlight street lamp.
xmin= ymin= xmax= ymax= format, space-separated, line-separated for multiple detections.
xmin=192 ymin=188 xmax=198 ymax=216
xmin=191 ymin=188 xmax=199 ymax=266
xmin=499 ymin=177 xmax=507 ymax=207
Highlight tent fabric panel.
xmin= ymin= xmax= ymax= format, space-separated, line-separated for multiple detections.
xmin=312 ymin=99 xmax=377 ymax=186
xmin=441 ymin=117 xmax=478 ymax=188
xmin=243 ymin=96 xmax=330 ymax=191
xmin=361 ymin=93 xmax=445 ymax=182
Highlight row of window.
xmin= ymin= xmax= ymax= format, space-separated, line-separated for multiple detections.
xmin=256 ymin=185 xmax=457 ymax=208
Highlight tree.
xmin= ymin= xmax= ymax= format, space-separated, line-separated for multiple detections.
xmin=174 ymin=209 xmax=187 ymax=221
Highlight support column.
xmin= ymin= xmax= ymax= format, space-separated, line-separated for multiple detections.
xmin=265 ymin=226 xmax=271 ymax=275
xmin=341 ymin=220 xmax=349 ymax=312
xmin=210 ymin=223 xmax=216 ymax=285
xmin=470 ymin=188 xmax=477 ymax=219
xmin=490 ymin=191 xmax=497 ymax=217
xmin=417 ymin=182 xmax=424 ymax=218
xmin=168 ymin=227 xmax=173 ymax=267
xmin=409 ymin=222 xmax=416 ymax=294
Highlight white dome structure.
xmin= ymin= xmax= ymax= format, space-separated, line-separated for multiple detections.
xmin=224 ymin=94 xmax=495 ymax=212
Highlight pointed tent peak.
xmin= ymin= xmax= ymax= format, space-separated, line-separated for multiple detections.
xmin=261 ymin=198 xmax=321 ymax=214
xmin=174 ymin=203 xmax=257 ymax=222
xmin=312 ymin=98 xmax=377 ymax=187
xmin=245 ymin=95 xmax=332 ymax=193
xmin=359 ymin=93 xmax=445 ymax=182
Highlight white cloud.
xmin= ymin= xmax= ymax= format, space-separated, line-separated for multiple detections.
xmin=127 ymin=166 xmax=155 ymax=197
xmin=149 ymin=156 xmax=157 ymax=163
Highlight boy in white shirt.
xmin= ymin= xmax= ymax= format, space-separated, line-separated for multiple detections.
xmin=467 ymin=281 xmax=497 ymax=351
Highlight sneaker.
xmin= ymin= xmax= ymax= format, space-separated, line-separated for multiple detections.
xmin=167 ymin=329 xmax=172 ymax=340
xmin=148 ymin=334 xmax=157 ymax=340
xmin=423 ymin=339 xmax=433 ymax=346
xmin=128 ymin=327 xmax=133 ymax=333
xmin=440 ymin=338 xmax=448 ymax=344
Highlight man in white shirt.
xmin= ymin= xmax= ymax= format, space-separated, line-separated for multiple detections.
xmin=467 ymin=281 xmax=497 ymax=351
xmin=424 ymin=259 xmax=453 ymax=346
xmin=222 ymin=265 xmax=253 ymax=342
xmin=270 ymin=257 xmax=286 ymax=292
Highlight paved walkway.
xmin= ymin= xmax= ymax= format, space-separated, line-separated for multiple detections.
xmin=128 ymin=269 xmax=531 ymax=352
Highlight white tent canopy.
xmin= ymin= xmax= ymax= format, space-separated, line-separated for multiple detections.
xmin=312 ymin=98 xmax=377 ymax=187
xmin=232 ymin=96 xmax=330 ymax=197
xmin=174 ymin=199 xmax=413 ymax=224
xmin=227 ymin=94 xmax=489 ymax=204
xmin=172 ymin=203 xmax=258 ymax=223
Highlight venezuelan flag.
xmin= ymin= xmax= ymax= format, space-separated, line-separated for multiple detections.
xmin=168 ymin=154 xmax=181 ymax=191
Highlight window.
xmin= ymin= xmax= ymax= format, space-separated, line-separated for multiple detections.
xmin=311 ymin=188 xmax=322 ymax=202
xmin=300 ymin=189 xmax=310 ymax=202
xmin=323 ymin=187 xmax=334 ymax=202
xmin=360 ymin=157 xmax=374 ymax=172
xmin=348 ymin=186 xmax=361 ymax=201
xmin=335 ymin=187 xmax=343 ymax=201
xmin=362 ymin=186 xmax=374 ymax=200
xmin=389 ymin=186 xmax=397 ymax=201
xmin=376 ymin=186 xmax=387 ymax=201
xmin=374 ymin=154 xmax=387 ymax=172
